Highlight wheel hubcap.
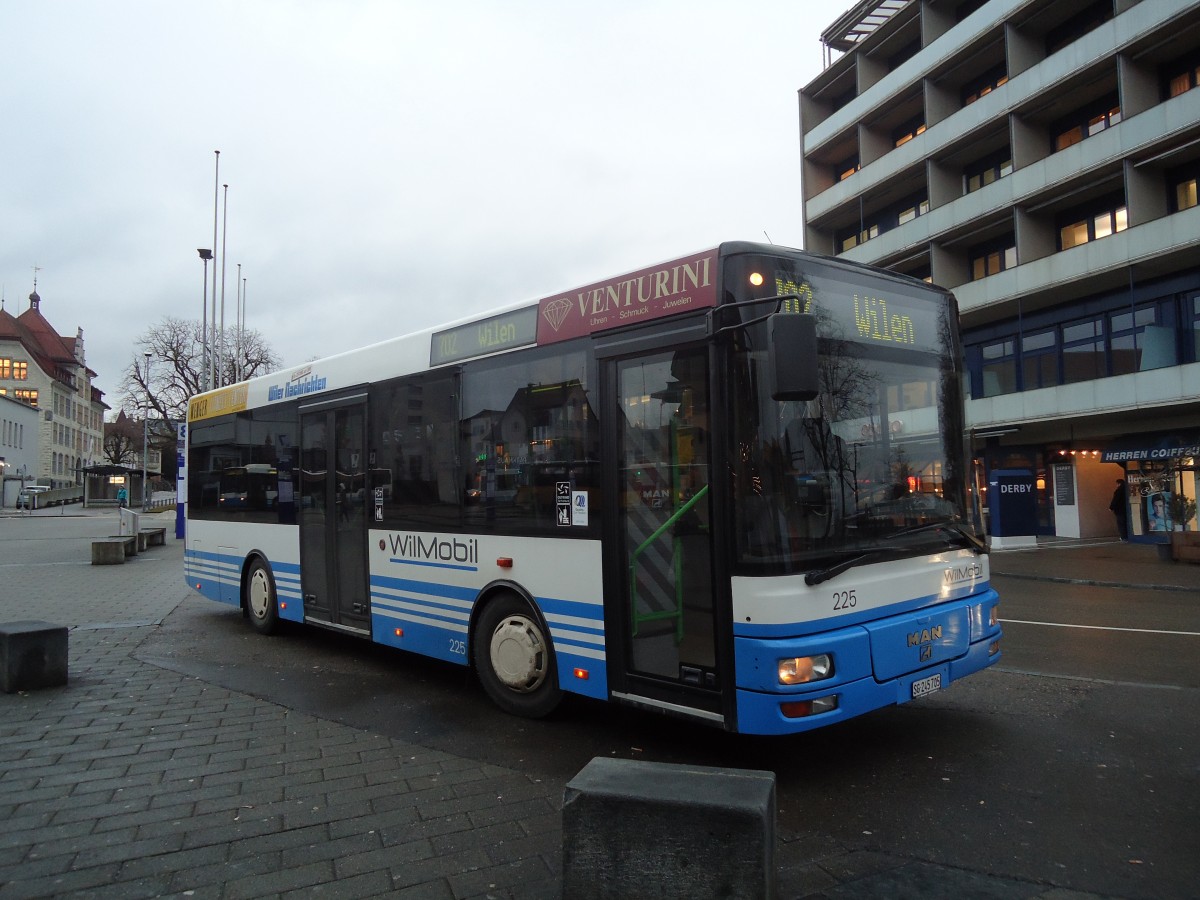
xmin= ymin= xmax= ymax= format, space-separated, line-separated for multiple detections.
xmin=248 ymin=570 xmax=270 ymax=619
xmin=489 ymin=615 xmax=548 ymax=693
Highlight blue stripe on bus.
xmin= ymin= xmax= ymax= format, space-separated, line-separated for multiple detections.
xmin=184 ymin=549 xmax=305 ymax=621
xmin=388 ymin=556 xmax=479 ymax=573
xmin=368 ymin=574 xmax=608 ymax=699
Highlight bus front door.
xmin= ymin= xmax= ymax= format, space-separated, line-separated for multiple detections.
xmin=298 ymin=398 xmax=370 ymax=634
xmin=608 ymin=346 xmax=721 ymax=720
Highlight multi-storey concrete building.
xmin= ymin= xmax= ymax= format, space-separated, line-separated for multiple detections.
xmin=0 ymin=288 xmax=107 ymax=489
xmin=800 ymin=0 xmax=1200 ymax=545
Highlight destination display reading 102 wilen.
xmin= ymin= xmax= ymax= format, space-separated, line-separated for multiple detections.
xmin=430 ymin=305 xmax=539 ymax=366
xmin=773 ymin=269 xmax=945 ymax=355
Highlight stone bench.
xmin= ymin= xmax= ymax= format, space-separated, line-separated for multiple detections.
xmin=92 ymin=535 xmax=137 ymax=565
xmin=562 ymin=757 xmax=777 ymax=899
xmin=139 ymin=526 xmax=167 ymax=549
xmin=1 ymin=621 xmax=68 ymax=692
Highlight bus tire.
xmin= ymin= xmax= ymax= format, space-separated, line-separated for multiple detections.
xmin=473 ymin=593 xmax=562 ymax=718
xmin=245 ymin=558 xmax=280 ymax=635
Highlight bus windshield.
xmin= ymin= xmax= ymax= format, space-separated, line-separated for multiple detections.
xmin=725 ymin=253 xmax=978 ymax=573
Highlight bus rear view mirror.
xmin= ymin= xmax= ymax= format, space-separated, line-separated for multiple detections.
xmin=768 ymin=313 xmax=819 ymax=401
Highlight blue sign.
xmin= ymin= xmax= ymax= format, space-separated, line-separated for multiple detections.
xmin=988 ymin=468 xmax=1037 ymax=536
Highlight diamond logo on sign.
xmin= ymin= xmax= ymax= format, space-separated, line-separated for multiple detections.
xmin=543 ymin=298 xmax=573 ymax=332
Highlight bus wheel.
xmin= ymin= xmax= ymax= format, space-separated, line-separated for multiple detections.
xmin=473 ymin=593 xmax=562 ymax=718
xmin=245 ymin=558 xmax=280 ymax=635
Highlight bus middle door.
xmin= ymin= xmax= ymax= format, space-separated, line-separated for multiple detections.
xmin=298 ymin=395 xmax=370 ymax=634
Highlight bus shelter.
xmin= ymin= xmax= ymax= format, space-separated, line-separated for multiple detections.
xmin=82 ymin=464 xmax=145 ymax=508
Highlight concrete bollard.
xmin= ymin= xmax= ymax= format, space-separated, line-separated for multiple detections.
xmin=562 ymin=757 xmax=776 ymax=900
xmin=0 ymin=621 xmax=69 ymax=693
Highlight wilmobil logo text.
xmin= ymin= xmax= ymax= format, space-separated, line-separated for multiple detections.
xmin=943 ymin=561 xmax=983 ymax=585
xmin=386 ymin=533 xmax=479 ymax=567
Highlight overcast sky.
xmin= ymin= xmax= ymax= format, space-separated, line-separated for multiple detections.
xmin=1 ymin=2 xmax=832 ymax=413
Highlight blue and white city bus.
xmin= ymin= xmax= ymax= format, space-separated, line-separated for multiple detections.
xmin=184 ymin=242 xmax=1001 ymax=735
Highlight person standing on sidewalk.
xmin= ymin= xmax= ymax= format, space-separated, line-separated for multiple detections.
xmin=1109 ymin=479 xmax=1128 ymax=540
xmin=117 ymin=485 xmax=128 ymax=509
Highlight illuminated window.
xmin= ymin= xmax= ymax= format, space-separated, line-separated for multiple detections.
xmin=1052 ymin=95 xmax=1120 ymax=153
xmin=836 ymin=223 xmax=878 ymax=253
xmin=963 ymin=66 xmax=1008 ymax=106
xmin=965 ymin=151 xmax=1012 ymax=194
xmin=14 ymin=389 xmax=38 ymax=407
xmin=893 ymin=119 xmax=926 ymax=148
xmin=0 ymin=358 xmax=9 ymax=379
xmin=1057 ymin=198 xmax=1127 ymax=251
xmin=12 ymin=361 xmax=27 ymax=380
xmin=834 ymin=154 xmax=859 ymax=182
xmin=969 ymin=238 xmax=1017 ymax=281
xmin=1163 ymin=51 xmax=1200 ymax=98
xmin=1177 ymin=179 xmax=1197 ymax=210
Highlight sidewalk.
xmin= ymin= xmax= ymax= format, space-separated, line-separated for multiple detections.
xmin=1 ymin=510 xmax=1190 ymax=898
xmin=988 ymin=535 xmax=1200 ymax=593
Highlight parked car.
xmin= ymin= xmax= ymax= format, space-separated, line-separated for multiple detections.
xmin=16 ymin=486 xmax=51 ymax=509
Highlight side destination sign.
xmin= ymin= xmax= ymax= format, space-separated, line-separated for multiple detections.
xmin=431 ymin=305 xmax=539 ymax=366
xmin=536 ymin=249 xmax=718 ymax=345
xmin=187 ymin=383 xmax=249 ymax=423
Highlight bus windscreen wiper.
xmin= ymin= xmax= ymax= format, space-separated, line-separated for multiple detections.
xmin=804 ymin=550 xmax=891 ymax=586
xmin=893 ymin=520 xmax=987 ymax=553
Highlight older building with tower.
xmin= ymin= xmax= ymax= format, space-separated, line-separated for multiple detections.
xmin=0 ymin=284 xmax=107 ymax=494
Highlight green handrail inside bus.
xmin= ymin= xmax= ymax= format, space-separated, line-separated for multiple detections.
xmin=629 ymin=484 xmax=709 ymax=641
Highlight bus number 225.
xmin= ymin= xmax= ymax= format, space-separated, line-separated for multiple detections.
xmin=833 ymin=590 xmax=857 ymax=611
xmin=448 ymin=639 xmax=466 ymax=656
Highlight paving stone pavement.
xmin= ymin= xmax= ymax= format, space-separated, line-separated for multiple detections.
xmin=0 ymin=512 xmax=561 ymax=899
xmin=2 ymin=508 xmax=1158 ymax=898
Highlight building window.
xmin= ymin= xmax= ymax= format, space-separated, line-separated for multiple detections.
xmin=889 ymin=39 xmax=921 ymax=71
xmin=893 ymin=115 xmax=926 ymax=148
xmin=968 ymin=237 xmax=1017 ymax=281
xmin=12 ymin=361 xmax=27 ymax=380
xmin=963 ymin=65 xmax=1008 ymax=106
xmin=897 ymin=196 xmax=929 ymax=225
xmin=981 ymin=338 xmax=1016 ymax=396
xmin=1110 ymin=304 xmax=1174 ymax=375
xmin=1062 ymin=317 xmax=1105 ymax=383
xmin=964 ymin=149 xmax=1013 ymax=194
xmin=14 ymin=389 xmax=38 ymax=407
xmin=834 ymin=153 xmax=859 ymax=182
xmin=1190 ymin=294 xmax=1200 ymax=362
xmin=1057 ymin=197 xmax=1128 ymax=250
xmin=836 ymin=223 xmax=879 ymax=252
xmin=1163 ymin=51 xmax=1200 ymax=98
xmin=1044 ymin=0 xmax=1112 ymax=56
xmin=1168 ymin=162 xmax=1199 ymax=212
xmin=0 ymin=358 xmax=8 ymax=379
xmin=1178 ymin=178 xmax=1199 ymax=211
xmin=1021 ymin=330 xmax=1060 ymax=390
xmin=1052 ymin=94 xmax=1121 ymax=152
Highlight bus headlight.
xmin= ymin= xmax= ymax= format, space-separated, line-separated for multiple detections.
xmin=778 ymin=654 xmax=832 ymax=685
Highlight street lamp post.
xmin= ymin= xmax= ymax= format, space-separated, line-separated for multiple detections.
xmin=198 ymin=249 xmax=213 ymax=391
xmin=142 ymin=352 xmax=151 ymax=510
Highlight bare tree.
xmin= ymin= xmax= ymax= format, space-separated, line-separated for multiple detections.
xmin=103 ymin=412 xmax=142 ymax=466
xmin=117 ymin=317 xmax=281 ymax=445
